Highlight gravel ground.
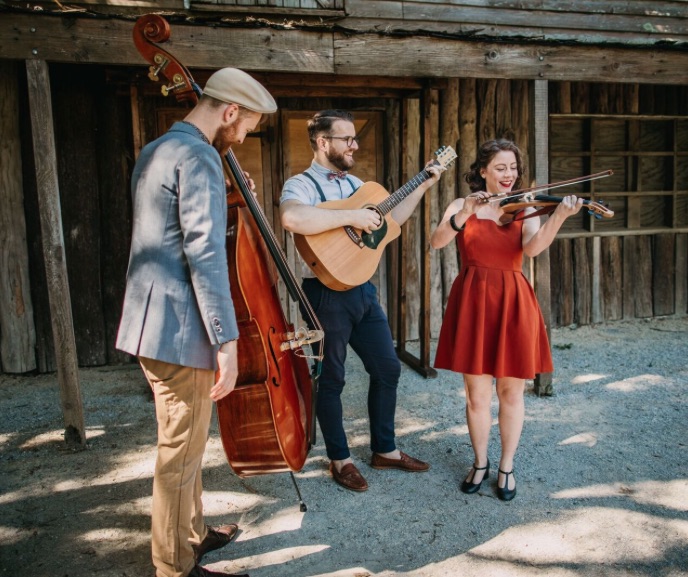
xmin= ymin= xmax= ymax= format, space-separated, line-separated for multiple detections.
xmin=0 ymin=316 xmax=687 ymax=577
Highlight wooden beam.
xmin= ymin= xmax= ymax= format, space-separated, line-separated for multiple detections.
xmin=25 ymin=59 xmax=86 ymax=449
xmin=1 ymin=14 xmax=687 ymax=84
xmin=334 ymin=34 xmax=688 ymax=85
xmin=0 ymin=13 xmax=334 ymax=72
xmin=531 ymin=79 xmax=553 ymax=396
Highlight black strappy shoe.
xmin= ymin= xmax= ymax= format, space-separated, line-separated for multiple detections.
xmin=497 ymin=468 xmax=517 ymax=501
xmin=460 ymin=459 xmax=490 ymax=494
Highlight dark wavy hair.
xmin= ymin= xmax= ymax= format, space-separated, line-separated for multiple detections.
xmin=307 ymin=109 xmax=355 ymax=151
xmin=464 ymin=139 xmax=524 ymax=193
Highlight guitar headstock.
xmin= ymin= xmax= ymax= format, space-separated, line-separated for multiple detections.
xmin=434 ymin=145 xmax=458 ymax=169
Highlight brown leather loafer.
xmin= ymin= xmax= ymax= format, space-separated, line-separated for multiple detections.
xmin=193 ymin=524 xmax=239 ymax=564
xmin=329 ymin=461 xmax=368 ymax=492
xmin=188 ymin=564 xmax=248 ymax=577
xmin=370 ymin=451 xmax=430 ymax=472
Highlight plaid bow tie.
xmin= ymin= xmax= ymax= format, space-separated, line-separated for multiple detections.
xmin=327 ymin=171 xmax=348 ymax=181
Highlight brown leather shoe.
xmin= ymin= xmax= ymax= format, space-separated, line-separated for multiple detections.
xmin=187 ymin=564 xmax=248 ymax=577
xmin=370 ymin=451 xmax=430 ymax=472
xmin=193 ymin=524 xmax=239 ymax=564
xmin=329 ymin=461 xmax=368 ymax=492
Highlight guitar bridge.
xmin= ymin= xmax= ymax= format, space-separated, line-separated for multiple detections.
xmin=344 ymin=225 xmax=365 ymax=248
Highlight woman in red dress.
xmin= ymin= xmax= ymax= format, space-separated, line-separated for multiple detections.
xmin=431 ymin=139 xmax=583 ymax=500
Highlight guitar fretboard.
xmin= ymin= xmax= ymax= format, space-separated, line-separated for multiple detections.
xmin=377 ymin=167 xmax=435 ymax=216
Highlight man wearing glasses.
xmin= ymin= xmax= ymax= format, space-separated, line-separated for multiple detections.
xmin=279 ymin=109 xmax=444 ymax=492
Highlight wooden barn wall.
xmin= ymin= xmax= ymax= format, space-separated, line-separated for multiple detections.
xmin=1 ymin=60 xmax=687 ymax=373
xmin=17 ymin=64 xmax=134 ymax=373
xmin=547 ymin=81 xmax=688 ymax=327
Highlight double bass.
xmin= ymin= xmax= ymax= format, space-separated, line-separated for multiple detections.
xmin=132 ymin=15 xmax=323 ymax=503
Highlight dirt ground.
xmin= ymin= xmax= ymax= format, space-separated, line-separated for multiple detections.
xmin=1 ymin=316 xmax=687 ymax=577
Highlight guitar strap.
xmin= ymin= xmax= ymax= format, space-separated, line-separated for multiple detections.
xmin=303 ymin=170 xmax=357 ymax=203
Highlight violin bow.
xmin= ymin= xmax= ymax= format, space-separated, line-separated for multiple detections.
xmin=484 ymin=170 xmax=614 ymax=204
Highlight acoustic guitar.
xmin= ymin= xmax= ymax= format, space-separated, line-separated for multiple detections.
xmin=293 ymin=145 xmax=457 ymax=291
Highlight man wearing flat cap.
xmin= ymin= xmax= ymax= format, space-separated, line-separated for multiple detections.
xmin=117 ymin=68 xmax=277 ymax=577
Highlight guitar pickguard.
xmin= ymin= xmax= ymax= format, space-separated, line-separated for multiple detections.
xmin=361 ymin=220 xmax=388 ymax=249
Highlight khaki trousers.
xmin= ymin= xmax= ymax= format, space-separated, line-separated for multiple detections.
xmin=140 ymin=357 xmax=213 ymax=577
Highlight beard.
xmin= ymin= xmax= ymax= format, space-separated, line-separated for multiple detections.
xmin=212 ymin=123 xmax=240 ymax=155
xmin=326 ymin=147 xmax=355 ymax=172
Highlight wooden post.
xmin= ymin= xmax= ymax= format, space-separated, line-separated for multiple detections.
xmin=0 ymin=61 xmax=36 ymax=373
xmin=396 ymin=92 xmax=437 ymax=378
xmin=436 ymin=79 xmax=460 ymax=326
xmin=25 ymin=59 xmax=85 ymax=448
xmin=531 ymin=80 xmax=554 ymax=396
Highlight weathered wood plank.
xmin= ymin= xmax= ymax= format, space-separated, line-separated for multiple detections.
xmin=343 ymin=0 xmax=403 ymax=18
xmin=635 ymin=235 xmax=654 ymax=317
xmin=511 ymin=80 xmax=530 ymax=182
xmin=341 ymin=18 xmax=688 ymax=49
xmin=551 ymin=239 xmax=574 ymax=326
xmin=676 ymin=233 xmax=687 ymax=316
xmin=478 ymin=79 xmax=497 ymax=144
xmin=458 ymin=78 xmax=477 ymax=199
xmin=393 ymin=0 xmax=687 ymax=19
xmin=653 ymin=233 xmax=675 ymax=316
xmin=622 ymin=235 xmax=636 ymax=319
xmin=573 ymin=237 xmax=592 ymax=325
xmin=26 ymin=59 xmax=85 ymax=447
xmin=0 ymin=14 xmax=334 ymax=72
xmin=386 ymin=99 xmax=402 ymax=336
xmin=432 ymin=82 xmax=457 ymax=337
xmin=97 ymin=79 xmax=134 ymax=365
xmin=0 ymin=61 xmax=36 ymax=373
xmin=334 ymin=34 xmax=688 ymax=85
xmin=601 ymin=236 xmax=623 ymax=321
xmin=532 ymin=79 xmax=552 ymax=392
xmin=437 ymin=79 xmax=460 ymax=321
xmin=2 ymin=15 xmax=687 ymax=84
xmin=18 ymin=81 xmax=55 ymax=374
xmin=419 ymin=87 xmax=439 ymax=371
xmin=52 ymin=66 xmax=107 ymax=367
xmin=402 ymin=98 xmax=422 ymax=341
xmin=401 ymin=3 xmax=688 ymax=36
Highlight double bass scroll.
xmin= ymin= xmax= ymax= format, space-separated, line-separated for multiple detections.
xmin=132 ymin=14 xmax=323 ymax=480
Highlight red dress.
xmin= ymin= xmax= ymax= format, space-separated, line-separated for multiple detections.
xmin=434 ymin=215 xmax=553 ymax=379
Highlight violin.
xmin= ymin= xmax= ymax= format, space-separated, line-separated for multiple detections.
xmin=481 ymin=170 xmax=615 ymax=224
xmin=498 ymin=193 xmax=614 ymax=224
xmin=132 ymin=15 xmax=323 ymax=502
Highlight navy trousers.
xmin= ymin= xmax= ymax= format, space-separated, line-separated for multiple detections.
xmin=301 ymin=279 xmax=401 ymax=461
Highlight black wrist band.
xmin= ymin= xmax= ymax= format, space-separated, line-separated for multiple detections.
xmin=449 ymin=212 xmax=465 ymax=232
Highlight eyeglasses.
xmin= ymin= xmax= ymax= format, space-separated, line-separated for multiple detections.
xmin=323 ymin=135 xmax=360 ymax=147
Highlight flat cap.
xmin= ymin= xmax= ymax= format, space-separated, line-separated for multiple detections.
xmin=203 ymin=68 xmax=277 ymax=114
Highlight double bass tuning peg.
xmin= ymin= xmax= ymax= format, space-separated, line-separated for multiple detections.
xmin=161 ymin=73 xmax=188 ymax=97
xmin=147 ymin=53 xmax=168 ymax=82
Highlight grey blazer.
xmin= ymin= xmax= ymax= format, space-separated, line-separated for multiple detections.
xmin=116 ymin=122 xmax=239 ymax=370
